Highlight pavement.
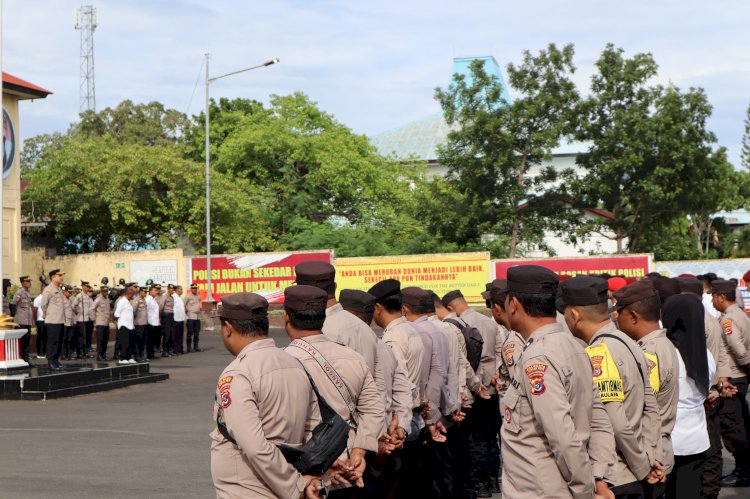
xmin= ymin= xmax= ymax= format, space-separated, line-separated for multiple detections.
xmin=0 ymin=326 xmax=745 ymax=498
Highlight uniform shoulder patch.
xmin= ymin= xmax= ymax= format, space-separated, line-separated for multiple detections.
xmin=644 ymin=351 xmax=660 ymax=395
xmin=502 ymin=342 xmax=516 ymax=367
xmin=217 ymin=376 xmax=233 ymax=408
xmin=721 ymin=319 xmax=733 ymax=336
xmin=585 ymin=343 xmax=624 ymax=403
xmin=524 ymin=362 xmax=548 ymax=396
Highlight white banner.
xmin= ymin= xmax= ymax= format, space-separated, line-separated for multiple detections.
xmin=130 ymin=259 xmax=178 ymax=286
xmin=654 ymin=259 xmax=750 ymax=282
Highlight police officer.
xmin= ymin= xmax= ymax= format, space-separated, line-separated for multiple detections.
xmin=160 ymin=284 xmax=175 ymax=357
xmin=560 ymin=276 xmax=663 ymax=497
xmin=62 ymin=284 xmax=76 ymax=360
xmin=501 ymin=265 xmax=616 ymax=498
xmin=146 ymin=285 xmax=161 ymax=359
xmin=339 ymin=289 xmax=412 ymax=498
xmin=72 ymin=281 xmax=94 ymax=358
xmin=183 ymin=283 xmax=202 ymax=352
xmin=283 ymin=285 xmax=383 ymax=495
xmin=13 ymin=275 xmax=34 ymax=363
xmin=710 ymin=278 xmax=750 ymax=487
xmin=678 ymin=276 xmax=731 ymax=497
xmin=114 ymin=282 xmax=137 ymax=364
xmin=210 ymin=291 xmax=323 ymax=498
xmin=132 ymin=287 xmax=148 ymax=362
xmin=295 ymin=261 xmax=379 ymax=375
xmin=92 ymin=285 xmax=112 ymax=361
xmin=33 ymin=290 xmax=46 ymax=359
xmin=40 ymin=269 xmax=66 ymax=370
xmin=72 ymin=281 xmax=94 ymax=359
xmin=613 ymin=280 xmax=679 ymax=493
xmin=443 ymin=288 xmax=503 ymax=497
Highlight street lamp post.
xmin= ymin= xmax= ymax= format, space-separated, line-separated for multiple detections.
xmin=203 ymin=54 xmax=279 ymax=304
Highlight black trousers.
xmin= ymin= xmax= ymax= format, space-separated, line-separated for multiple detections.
xmin=719 ymin=377 xmax=750 ymax=472
xmin=447 ymin=419 xmax=474 ymax=499
xmin=117 ymin=326 xmax=132 ymax=360
xmin=134 ymin=325 xmax=147 ymax=358
xmin=468 ymin=394 xmax=500 ymax=491
xmin=666 ymin=452 xmax=705 ymax=499
xmin=35 ymin=320 xmax=46 ymax=356
xmin=75 ymin=321 xmax=88 ymax=355
xmin=161 ymin=313 xmax=174 ymax=352
xmin=186 ymin=319 xmax=200 ymax=349
xmin=63 ymin=325 xmax=73 ymax=357
xmin=146 ymin=324 xmax=160 ymax=358
xmin=96 ymin=325 xmax=109 ymax=358
xmin=45 ymin=323 xmax=64 ymax=361
xmin=18 ymin=325 xmax=31 ymax=361
xmin=703 ymin=403 xmax=723 ymax=497
xmin=394 ymin=429 xmax=453 ymax=498
xmin=85 ymin=320 xmax=93 ymax=350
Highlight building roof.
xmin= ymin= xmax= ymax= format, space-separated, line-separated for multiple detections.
xmin=370 ymin=56 xmax=589 ymax=161
xmin=3 ymin=72 xmax=52 ymax=100
xmin=715 ymin=210 xmax=750 ymax=226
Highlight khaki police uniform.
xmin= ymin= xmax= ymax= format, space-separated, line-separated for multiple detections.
xmin=587 ymin=322 xmax=661 ymax=486
xmin=501 ymin=322 xmax=616 ymax=498
xmin=637 ymin=328 xmax=678 ymax=475
xmin=382 ymin=316 xmax=424 ymax=408
xmin=285 ymin=334 xmax=383 ymax=456
xmin=460 ymin=308 xmax=503 ymax=396
xmin=499 ymin=329 xmax=524 ymax=398
xmin=13 ymin=288 xmax=34 ymax=327
xmin=183 ymin=291 xmax=202 ymax=351
xmin=706 ymin=311 xmax=730 ymax=382
xmin=211 ymin=339 xmax=320 ymax=498
xmin=41 ymin=283 xmax=66 ymax=363
xmin=323 ymin=303 xmax=379 ymax=375
xmin=375 ymin=339 xmax=414 ymax=433
xmin=429 ymin=314 xmax=467 ymax=407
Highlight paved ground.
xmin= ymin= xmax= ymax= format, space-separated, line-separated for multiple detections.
xmin=0 ymin=327 xmax=745 ymax=498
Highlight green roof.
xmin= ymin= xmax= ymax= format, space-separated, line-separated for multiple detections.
xmin=371 ymin=56 xmax=589 ymax=161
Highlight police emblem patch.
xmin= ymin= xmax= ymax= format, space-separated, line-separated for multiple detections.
xmin=591 ymin=355 xmax=604 ymax=377
xmin=722 ymin=319 xmax=733 ymax=336
xmin=525 ymin=363 xmax=548 ymax=396
xmin=503 ymin=343 xmax=516 ymax=367
xmin=221 ymin=392 xmax=231 ymax=408
xmin=504 ymin=407 xmax=512 ymax=424
xmin=218 ymin=376 xmax=233 ymax=408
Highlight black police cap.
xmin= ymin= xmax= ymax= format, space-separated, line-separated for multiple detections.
xmin=441 ymin=290 xmax=464 ymax=308
xmin=295 ymin=261 xmax=336 ymax=288
xmin=339 ymin=289 xmax=375 ymax=314
xmin=507 ymin=265 xmax=558 ymax=294
xmin=711 ymin=279 xmax=736 ymax=295
xmin=556 ymin=276 xmax=608 ymax=314
xmin=611 ymin=281 xmax=659 ymax=312
xmin=284 ymin=285 xmax=328 ymax=312
xmin=368 ymin=279 xmax=401 ymax=303
xmin=220 ymin=292 xmax=269 ymax=320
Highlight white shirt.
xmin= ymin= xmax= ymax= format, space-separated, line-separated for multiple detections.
xmin=702 ymin=293 xmax=720 ymax=319
xmin=34 ymin=294 xmax=43 ymax=321
xmin=146 ymin=295 xmax=160 ymax=326
xmin=672 ymin=347 xmax=716 ymax=456
xmin=173 ymin=294 xmax=186 ymax=322
xmin=114 ymin=296 xmax=134 ymax=330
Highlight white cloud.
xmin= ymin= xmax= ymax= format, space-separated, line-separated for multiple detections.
xmin=4 ymin=0 xmax=750 ymax=165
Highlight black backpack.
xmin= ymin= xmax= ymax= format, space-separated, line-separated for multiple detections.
xmin=445 ymin=318 xmax=484 ymax=371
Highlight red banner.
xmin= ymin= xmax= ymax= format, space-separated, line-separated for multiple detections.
xmin=190 ymin=251 xmax=332 ymax=303
xmin=493 ymin=254 xmax=652 ymax=279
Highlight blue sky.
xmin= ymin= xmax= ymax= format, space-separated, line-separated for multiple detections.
xmin=5 ymin=0 xmax=750 ymax=165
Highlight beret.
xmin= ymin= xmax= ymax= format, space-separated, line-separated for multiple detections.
xmin=441 ymin=290 xmax=464 ymax=308
xmin=339 ymin=289 xmax=375 ymax=314
xmin=284 ymin=285 xmax=328 ymax=312
xmin=368 ymin=279 xmax=401 ymax=302
xmin=677 ymin=277 xmax=703 ymax=296
xmin=487 ymin=279 xmax=508 ymax=304
xmin=295 ymin=261 xmax=336 ymax=288
xmin=607 ymin=277 xmax=627 ymax=292
xmin=507 ymin=265 xmax=559 ymax=294
xmin=611 ymin=281 xmax=659 ymax=312
xmin=220 ymin=292 xmax=269 ymax=319
xmin=401 ymin=286 xmax=432 ymax=308
xmin=556 ymin=276 xmax=608 ymax=313
xmin=711 ymin=279 xmax=736 ymax=295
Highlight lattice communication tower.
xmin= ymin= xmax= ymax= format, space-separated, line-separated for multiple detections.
xmin=74 ymin=5 xmax=98 ymax=112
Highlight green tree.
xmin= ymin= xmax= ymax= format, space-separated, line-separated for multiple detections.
xmin=435 ymin=44 xmax=580 ymax=257
xmin=743 ymin=101 xmax=750 ymax=169
xmin=574 ymin=45 xmax=740 ymax=255
xmin=22 ymin=136 xmax=273 ymax=254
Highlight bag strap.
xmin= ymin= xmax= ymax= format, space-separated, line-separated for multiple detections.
xmin=596 ymin=333 xmax=646 ymax=384
xmin=288 ymin=338 xmax=357 ymax=417
xmin=444 ymin=318 xmax=465 ymax=330
xmin=216 ymin=367 xmax=338 ymax=447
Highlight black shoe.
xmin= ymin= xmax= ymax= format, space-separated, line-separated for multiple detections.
xmin=491 ymin=478 xmax=500 ymax=494
xmin=721 ymin=471 xmax=750 ymax=487
xmin=186 ymin=347 xmax=193 ymax=353
xmin=475 ymin=484 xmax=492 ymax=498
xmin=161 ymin=352 xmax=169 ymax=358
xmin=48 ymin=362 xmax=61 ymax=371
xmin=194 ymin=347 xmax=202 ymax=352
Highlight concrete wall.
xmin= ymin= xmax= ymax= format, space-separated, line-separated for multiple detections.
xmin=21 ymin=248 xmax=187 ymax=295
xmin=3 ymin=93 xmax=22 ymax=283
